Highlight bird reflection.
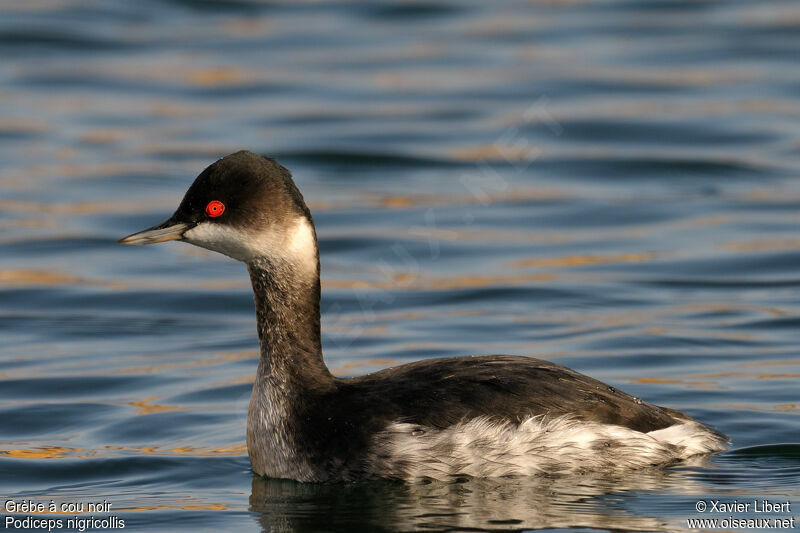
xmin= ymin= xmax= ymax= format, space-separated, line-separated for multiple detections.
xmin=249 ymin=456 xmax=716 ymax=532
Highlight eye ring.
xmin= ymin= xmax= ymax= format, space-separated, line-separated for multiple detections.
xmin=205 ymin=200 xmax=225 ymax=217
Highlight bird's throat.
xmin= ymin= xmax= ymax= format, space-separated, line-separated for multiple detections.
xmin=246 ymin=256 xmax=332 ymax=386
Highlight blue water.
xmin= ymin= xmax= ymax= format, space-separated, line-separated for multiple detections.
xmin=1 ymin=0 xmax=799 ymax=531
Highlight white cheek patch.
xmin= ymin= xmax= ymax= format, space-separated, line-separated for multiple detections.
xmin=183 ymin=217 xmax=317 ymax=271
xmin=286 ymin=217 xmax=317 ymax=266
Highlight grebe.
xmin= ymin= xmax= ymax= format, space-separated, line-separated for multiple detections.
xmin=119 ymin=151 xmax=728 ymax=482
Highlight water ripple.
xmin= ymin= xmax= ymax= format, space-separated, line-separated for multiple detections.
xmin=1 ymin=0 xmax=798 ymax=531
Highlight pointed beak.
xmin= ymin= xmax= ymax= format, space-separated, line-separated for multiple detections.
xmin=118 ymin=219 xmax=194 ymax=246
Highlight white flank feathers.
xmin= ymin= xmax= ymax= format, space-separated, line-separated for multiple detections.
xmin=369 ymin=415 xmax=727 ymax=481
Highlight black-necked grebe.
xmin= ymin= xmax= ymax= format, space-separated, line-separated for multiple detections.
xmin=119 ymin=150 xmax=728 ymax=482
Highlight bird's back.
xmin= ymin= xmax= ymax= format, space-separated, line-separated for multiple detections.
xmin=280 ymin=355 xmax=726 ymax=481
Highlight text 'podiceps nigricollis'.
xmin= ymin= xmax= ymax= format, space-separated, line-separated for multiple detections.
xmin=119 ymin=150 xmax=728 ymax=482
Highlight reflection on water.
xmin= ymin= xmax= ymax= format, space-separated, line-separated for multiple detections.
xmin=251 ymin=465 xmax=704 ymax=533
xmin=2 ymin=0 xmax=800 ymax=531
xmin=250 ymin=446 xmax=800 ymax=532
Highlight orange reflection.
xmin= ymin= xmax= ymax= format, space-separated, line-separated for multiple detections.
xmin=724 ymin=238 xmax=800 ymax=253
xmin=512 ymin=252 xmax=660 ymax=268
xmin=0 ymin=444 xmax=248 ymax=460
xmin=185 ymin=67 xmax=247 ymax=87
xmin=0 ymin=446 xmax=82 ymax=459
xmin=128 ymin=396 xmax=184 ymax=415
xmin=121 ymin=503 xmax=228 ymax=512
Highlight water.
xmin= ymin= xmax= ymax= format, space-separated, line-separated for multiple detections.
xmin=1 ymin=0 xmax=799 ymax=531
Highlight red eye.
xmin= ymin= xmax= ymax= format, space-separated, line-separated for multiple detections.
xmin=205 ymin=200 xmax=225 ymax=217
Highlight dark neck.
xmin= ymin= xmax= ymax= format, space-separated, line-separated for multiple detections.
xmin=246 ymin=256 xmax=333 ymax=388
